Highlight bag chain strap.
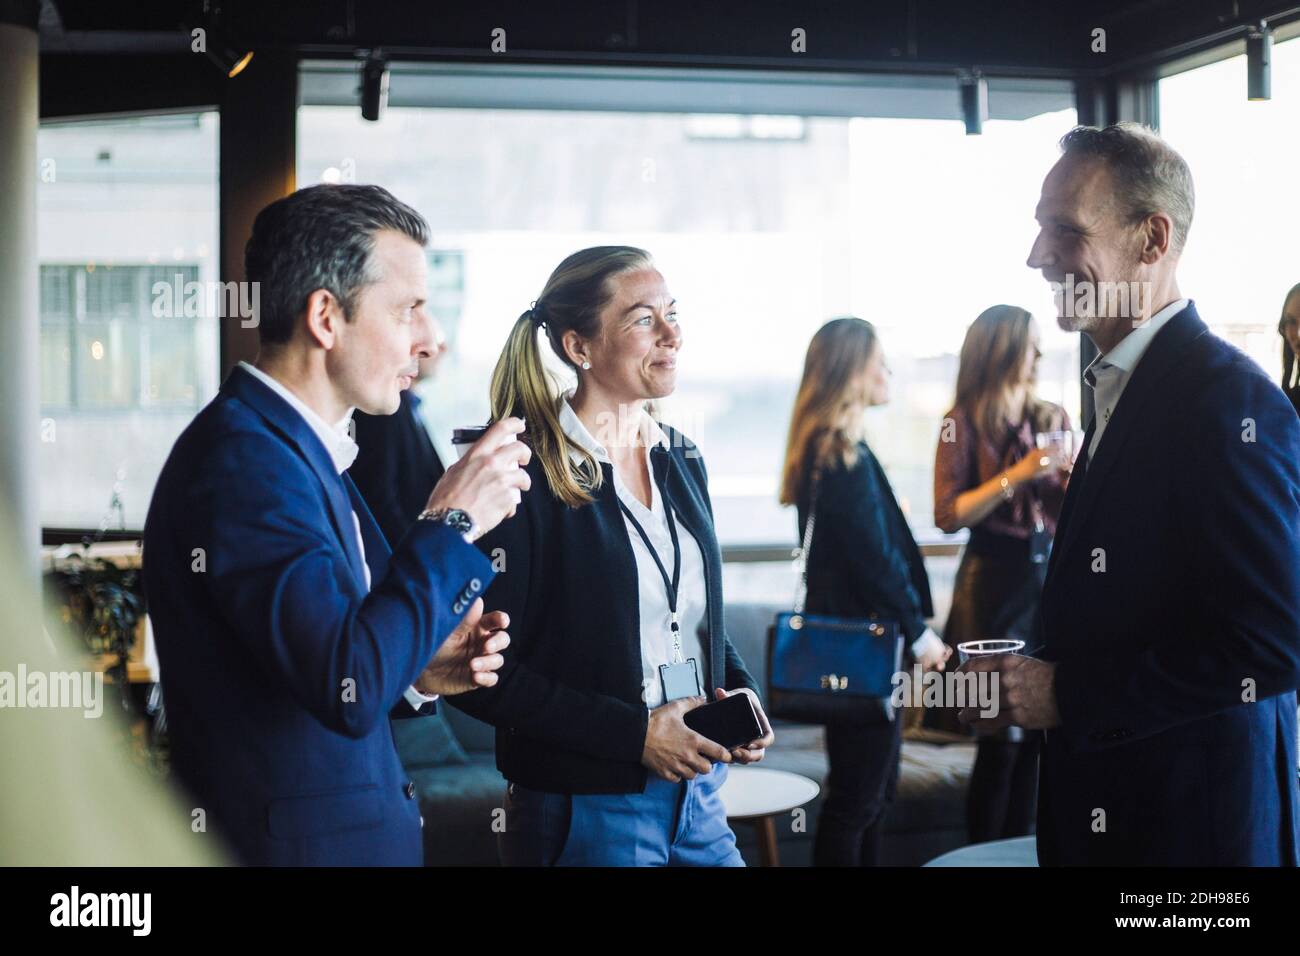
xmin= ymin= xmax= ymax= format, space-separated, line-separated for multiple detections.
xmin=792 ymin=468 xmax=821 ymax=615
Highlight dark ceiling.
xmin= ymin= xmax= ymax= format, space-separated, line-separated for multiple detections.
xmin=30 ymin=0 xmax=1300 ymax=76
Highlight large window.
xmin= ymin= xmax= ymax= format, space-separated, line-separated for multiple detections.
xmin=37 ymin=113 xmax=220 ymax=531
xmin=1159 ymin=35 xmax=1300 ymax=376
xmin=300 ymin=92 xmax=1077 ymax=549
xmin=41 ymin=264 xmax=201 ymax=411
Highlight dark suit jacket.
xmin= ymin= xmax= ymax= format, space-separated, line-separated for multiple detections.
xmin=797 ymin=440 xmax=935 ymax=647
xmin=350 ymin=390 xmax=446 ymax=546
xmin=143 ymin=366 xmax=493 ymax=865
xmin=1038 ymin=303 xmax=1300 ymax=866
xmin=448 ymin=427 xmax=759 ymax=794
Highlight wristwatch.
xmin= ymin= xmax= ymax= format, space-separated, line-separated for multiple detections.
xmin=418 ymin=507 xmax=478 ymax=543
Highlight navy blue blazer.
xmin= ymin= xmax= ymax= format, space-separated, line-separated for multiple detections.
xmin=143 ymin=366 xmax=494 ymax=865
xmin=1038 ymin=303 xmax=1300 ymax=866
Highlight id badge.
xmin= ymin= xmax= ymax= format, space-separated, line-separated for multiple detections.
xmin=1029 ymin=525 xmax=1052 ymax=564
xmin=660 ymin=658 xmax=702 ymax=702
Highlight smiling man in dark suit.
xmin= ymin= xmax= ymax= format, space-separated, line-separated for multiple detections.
xmin=960 ymin=123 xmax=1300 ymax=865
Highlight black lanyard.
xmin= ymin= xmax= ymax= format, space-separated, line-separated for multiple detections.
xmin=618 ymin=495 xmax=683 ymax=651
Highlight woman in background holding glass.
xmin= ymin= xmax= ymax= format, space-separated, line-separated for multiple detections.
xmin=933 ymin=305 xmax=1072 ymax=845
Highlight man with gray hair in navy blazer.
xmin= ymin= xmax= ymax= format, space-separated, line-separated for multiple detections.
xmin=144 ymin=184 xmax=532 ymax=865
xmin=960 ymin=123 xmax=1300 ymax=865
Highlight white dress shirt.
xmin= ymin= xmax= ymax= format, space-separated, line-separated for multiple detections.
xmin=239 ymin=362 xmax=437 ymax=710
xmin=558 ymin=396 xmax=709 ymax=710
xmin=1082 ymin=298 xmax=1190 ymax=459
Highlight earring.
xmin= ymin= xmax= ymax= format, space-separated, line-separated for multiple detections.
xmin=581 ymin=361 xmax=591 ymax=370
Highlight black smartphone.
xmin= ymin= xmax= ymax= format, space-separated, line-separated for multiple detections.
xmin=684 ymin=693 xmax=763 ymax=750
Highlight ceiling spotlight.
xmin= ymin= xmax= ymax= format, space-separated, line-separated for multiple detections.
xmin=198 ymin=1 xmax=253 ymax=77
xmin=360 ymin=54 xmax=390 ymax=122
xmin=960 ymin=72 xmax=987 ymax=135
xmin=1247 ymin=21 xmax=1272 ymax=101
xmin=206 ymin=44 xmax=254 ymax=78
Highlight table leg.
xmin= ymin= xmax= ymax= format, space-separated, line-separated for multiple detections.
xmin=755 ymin=816 xmax=780 ymax=867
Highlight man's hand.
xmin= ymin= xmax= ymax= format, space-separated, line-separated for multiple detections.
xmin=641 ymin=696 xmax=732 ymax=783
xmin=714 ymin=686 xmax=776 ymax=765
xmin=957 ymin=653 xmax=1060 ymax=732
xmin=415 ymin=598 xmax=510 ymax=696
xmin=424 ymin=417 xmax=532 ymax=538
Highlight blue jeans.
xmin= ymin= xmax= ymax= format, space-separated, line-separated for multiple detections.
xmin=499 ymin=763 xmax=745 ymax=867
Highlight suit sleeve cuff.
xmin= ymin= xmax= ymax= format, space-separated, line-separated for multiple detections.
xmin=910 ymin=627 xmax=945 ymax=661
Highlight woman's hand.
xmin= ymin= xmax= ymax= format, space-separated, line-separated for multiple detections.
xmin=641 ymin=696 xmax=731 ymax=783
xmin=1008 ymin=448 xmax=1058 ymax=484
xmin=916 ymin=642 xmax=952 ymax=673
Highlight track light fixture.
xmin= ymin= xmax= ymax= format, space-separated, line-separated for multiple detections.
xmin=199 ymin=1 xmax=253 ymax=78
xmin=1247 ymin=21 xmax=1272 ymax=101
xmin=960 ymin=72 xmax=987 ymax=135
xmin=360 ymin=53 xmax=390 ymax=122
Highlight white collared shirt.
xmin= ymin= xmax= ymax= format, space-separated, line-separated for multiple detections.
xmin=557 ymin=395 xmax=709 ymax=710
xmin=239 ymin=362 xmax=436 ymax=709
xmin=1082 ymin=298 xmax=1190 ymax=459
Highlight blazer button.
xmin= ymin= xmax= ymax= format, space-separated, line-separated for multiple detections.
xmin=405 ymin=781 xmax=416 ymax=800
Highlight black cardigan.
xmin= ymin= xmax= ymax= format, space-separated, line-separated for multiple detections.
xmin=796 ymin=441 xmax=934 ymax=646
xmin=447 ymin=425 xmax=759 ymax=794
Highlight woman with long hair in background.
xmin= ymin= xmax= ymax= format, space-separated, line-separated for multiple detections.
xmin=933 ymin=304 xmax=1072 ymax=845
xmin=780 ymin=317 xmax=950 ymax=866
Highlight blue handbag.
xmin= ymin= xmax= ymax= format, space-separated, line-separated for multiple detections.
xmin=767 ymin=476 xmax=903 ymax=725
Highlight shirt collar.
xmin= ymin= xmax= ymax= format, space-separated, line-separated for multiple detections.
xmin=239 ymin=361 xmax=358 ymax=474
xmin=1084 ymin=297 xmax=1190 ymax=384
xmin=556 ymin=391 xmax=670 ymax=465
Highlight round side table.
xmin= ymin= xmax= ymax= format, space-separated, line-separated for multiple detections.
xmin=718 ymin=766 xmax=820 ymax=867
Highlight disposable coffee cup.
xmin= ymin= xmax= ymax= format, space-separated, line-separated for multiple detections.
xmin=956 ymin=638 xmax=1027 ymax=741
xmin=451 ymin=426 xmax=488 ymax=460
xmin=956 ymin=638 xmax=1025 ymax=666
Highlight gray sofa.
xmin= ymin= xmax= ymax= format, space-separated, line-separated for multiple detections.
xmin=398 ymin=602 xmax=975 ymax=866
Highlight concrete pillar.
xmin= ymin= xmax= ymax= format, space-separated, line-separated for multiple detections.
xmin=0 ymin=1 xmax=41 ymax=572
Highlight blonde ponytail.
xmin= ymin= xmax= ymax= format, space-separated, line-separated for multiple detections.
xmin=489 ymin=311 xmax=602 ymax=508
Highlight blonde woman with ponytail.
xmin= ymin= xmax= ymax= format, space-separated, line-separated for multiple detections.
xmin=447 ymin=246 xmax=772 ymax=867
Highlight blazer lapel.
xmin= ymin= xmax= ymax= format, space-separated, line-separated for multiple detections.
xmin=1045 ymin=305 xmax=1210 ymax=590
xmin=223 ymin=366 xmax=368 ymax=590
xmin=345 ymin=473 xmax=391 ymax=585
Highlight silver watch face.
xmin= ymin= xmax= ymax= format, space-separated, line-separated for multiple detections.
xmin=440 ymin=509 xmax=474 ymax=534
